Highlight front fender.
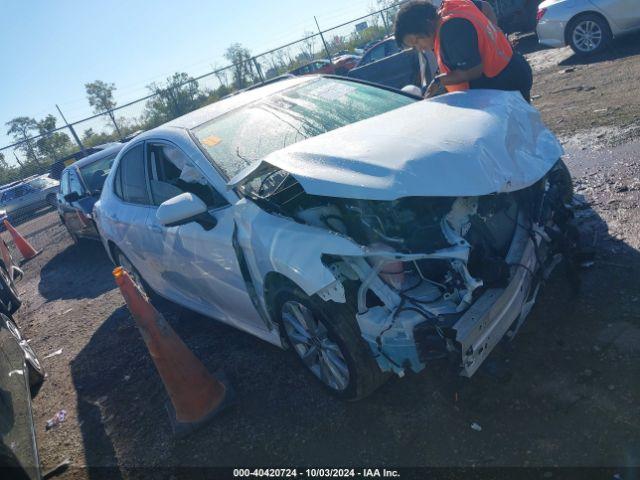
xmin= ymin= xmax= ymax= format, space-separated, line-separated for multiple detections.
xmin=233 ymin=199 xmax=363 ymax=302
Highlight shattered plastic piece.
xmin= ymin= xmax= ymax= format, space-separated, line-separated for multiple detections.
xmin=44 ymin=348 xmax=63 ymax=359
xmin=470 ymin=422 xmax=482 ymax=432
xmin=45 ymin=410 xmax=67 ymax=430
xmin=580 ymin=261 xmax=595 ymax=268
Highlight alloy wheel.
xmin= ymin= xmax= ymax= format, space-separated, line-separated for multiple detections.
xmin=572 ymin=20 xmax=603 ymax=53
xmin=281 ymin=300 xmax=350 ymax=391
xmin=4 ymin=317 xmax=42 ymax=373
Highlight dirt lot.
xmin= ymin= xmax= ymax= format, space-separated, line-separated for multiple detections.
xmin=8 ymin=34 xmax=640 ymax=479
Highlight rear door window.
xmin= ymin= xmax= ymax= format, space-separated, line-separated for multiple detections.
xmin=115 ymin=144 xmax=150 ymax=204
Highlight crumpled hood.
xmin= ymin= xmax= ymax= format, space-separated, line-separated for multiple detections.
xmin=230 ymin=89 xmax=563 ymax=200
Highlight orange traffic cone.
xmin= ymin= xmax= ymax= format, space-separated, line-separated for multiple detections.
xmin=113 ymin=266 xmax=234 ymax=435
xmin=3 ymin=219 xmax=40 ymax=261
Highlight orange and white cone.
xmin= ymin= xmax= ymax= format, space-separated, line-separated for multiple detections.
xmin=3 ymin=219 xmax=40 ymax=261
xmin=113 ymin=266 xmax=235 ymax=435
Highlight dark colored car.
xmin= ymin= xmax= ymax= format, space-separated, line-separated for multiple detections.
xmin=355 ymin=37 xmax=401 ymax=67
xmin=57 ymin=144 xmax=123 ymax=243
xmin=289 ymin=59 xmax=335 ymax=76
xmin=0 ymin=235 xmax=44 ymax=479
xmin=348 ymin=36 xmax=436 ymax=91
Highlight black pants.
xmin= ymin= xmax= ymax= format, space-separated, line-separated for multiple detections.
xmin=470 ymin=52 xmax=533 ymax=102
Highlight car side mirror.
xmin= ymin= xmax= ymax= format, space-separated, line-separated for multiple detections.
xmin=64 ymin=192 xmax=81 ymax=203
xmin=157 ymin=192 xmax=217 ymax=230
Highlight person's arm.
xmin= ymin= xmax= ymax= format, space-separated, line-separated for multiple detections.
xmin=426 ymin=64 xmax=483 ymax=96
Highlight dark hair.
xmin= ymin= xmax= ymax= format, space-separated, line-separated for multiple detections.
xmin=393 ymin=0 xmax=439 ymax=47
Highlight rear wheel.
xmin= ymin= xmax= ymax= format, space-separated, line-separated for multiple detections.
xmin=270 ymin=282 xmax=389 ymax=401
xmin=567 ymin=14 xmax=611 ymax=55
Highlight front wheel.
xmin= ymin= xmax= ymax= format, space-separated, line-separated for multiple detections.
xmin=0 ymin=262 xmax=21 ymax=314
xmin=270 ymin=282 xmax=389 ymax=401
xmin=3 ymin=314 xmax=45 ymax=397
xmin=567 ymin=14 xmax=611 ymax=55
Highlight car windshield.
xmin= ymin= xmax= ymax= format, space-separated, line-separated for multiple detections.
xmin=79 ymin=153 xmax=118 ymax=192
xmin=191 ymin=78 xmax=415 ymax=180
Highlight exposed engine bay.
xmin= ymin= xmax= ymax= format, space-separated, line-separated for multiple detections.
xmin=239 ymin=159 xmax=576 ymax=377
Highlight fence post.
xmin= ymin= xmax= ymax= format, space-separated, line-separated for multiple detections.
xmin=252 ymin=58 xmax=265 ymax=82
xmin=107 ymin=109 xmax=123 ymax=140
xmin=56 ymin=104 xmax=86 ymax=154
xmin=380 ymin=11 xmax=390 ymax=33
xmin=314 ymin=16 xmax=333 ymax=62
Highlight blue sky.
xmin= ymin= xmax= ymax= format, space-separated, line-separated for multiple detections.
xmin=0 ymin=0 xmax=379 ymax=148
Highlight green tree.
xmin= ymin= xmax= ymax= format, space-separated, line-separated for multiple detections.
xmin=85 ymin=80 xmax=123 ymax=138
xmin=5 ymin=117 xmax=39 ymax=164
xmin=34 ymin=114 xmax=73 ymax=162
xmin=224 ymin=43 xmax=255 ymax=89
xmin=144 ymin=73 xmax=203 ymax=127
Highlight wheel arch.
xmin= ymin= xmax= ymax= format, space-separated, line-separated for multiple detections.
xmin=564 ymin=10 xmax=612 ymax=45
xmin=262 ymin=271 xmax=304 ymax=325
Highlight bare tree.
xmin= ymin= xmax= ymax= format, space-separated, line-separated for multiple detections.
xmin=299 ymin=31 xmax=317 ymax=61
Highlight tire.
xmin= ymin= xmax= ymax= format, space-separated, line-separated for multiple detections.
xmin=113 ymin=247 xmax=152 ymax=297
xmin=269 ymin=281 xmax=389 ymax=401
xmin=2 ymin=314 xmax=45 ymax=398
xmin=567 ymin=14 xmax=611 ymax=56
xmin=0 ymin=262 xmax=21 ymax=315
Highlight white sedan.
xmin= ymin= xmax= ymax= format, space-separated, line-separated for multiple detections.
xmin=95 ymin=76 xmax=575 ymax=400
xmin=537 ymin=0 xmax=640 ymax=55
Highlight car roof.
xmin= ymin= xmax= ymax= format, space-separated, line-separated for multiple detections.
xmin=164 ymin=75 xmax=312 ymax=131
xmin=67 ymin=143 xmax=124 ymax=170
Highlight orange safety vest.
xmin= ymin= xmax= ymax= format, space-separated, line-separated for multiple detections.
xmin=434 ymin=0 xmax=513 ymax=92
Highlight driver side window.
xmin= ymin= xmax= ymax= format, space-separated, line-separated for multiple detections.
xmin=145 ymin=143 xmax=228 ymax=209
xmin=60 ymin=171 xmax=70 ymax=195
xmin=68 ymin=170 xmax=84 ymax=196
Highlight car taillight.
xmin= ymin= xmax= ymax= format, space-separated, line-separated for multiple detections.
xmin=536 ymin=8 xmax=547 ymax=22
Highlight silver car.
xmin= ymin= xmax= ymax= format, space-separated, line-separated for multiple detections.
xmin=0 ymin=175 xmax=60 ymax=222
xmin=537 ymin=0 xmax=640 ymax=55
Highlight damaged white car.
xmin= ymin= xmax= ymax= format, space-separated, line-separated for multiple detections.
xmin=94 ymin=76 xmax=576 ymax=400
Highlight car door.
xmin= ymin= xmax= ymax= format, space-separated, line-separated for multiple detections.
xmin=5 ymin=185 xmax=33 ymax=218
xmin=61 ymin=169 xmax=91 ymax=237
xmin=143 ymin=140 xmax=269 ymax=336
xmin=108 ymin=143 xmax=155 ymax=281
xmin=0 ymin=316 xmax=40 ymax=480
xmin=593 ymin=0 xmax=640 ymax=31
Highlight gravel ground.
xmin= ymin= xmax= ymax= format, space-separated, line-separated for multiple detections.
xmin=7 ymin=35 xmax=640 ymax=479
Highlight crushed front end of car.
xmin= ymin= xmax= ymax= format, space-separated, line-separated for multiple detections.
xmin=229 ymin=89 xmax=576 ymax=379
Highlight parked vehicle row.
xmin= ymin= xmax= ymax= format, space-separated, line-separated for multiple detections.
xmin=80 ymin=75 xmax=576 ymax=400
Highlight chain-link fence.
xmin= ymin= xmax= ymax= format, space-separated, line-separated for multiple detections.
xmin=0 ymin=2 xmax=406 ymax=200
